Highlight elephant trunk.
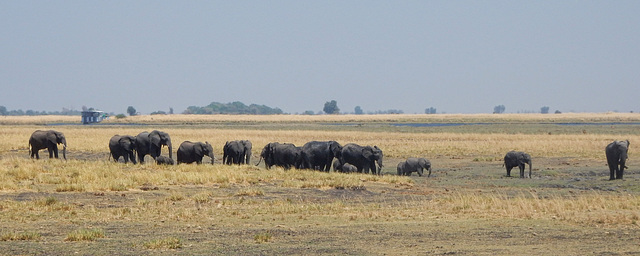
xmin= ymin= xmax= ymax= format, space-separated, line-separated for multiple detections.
xmin=167 ymin=143 xmax=173 ymax=159
xmin=61 ymin=139 xmax=67 ymax=160
xmin=209 ymin=152 xmax=215 ymax=165
xmin=427 ymin=167 xmax=432 ymax=177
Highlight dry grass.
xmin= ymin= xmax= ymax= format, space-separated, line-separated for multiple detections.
xmin=429 ymin=191 xmax=640 ymax=226
xmin=143 ymin=237 xmax=183 ymax=249
xmin=1 ymin=124 xmax=636 ymax=161
xmin=0 ymin=231 xmax=41 ymax=241
xmin=64 ymin=228 xmax=105 ymax=242
xmin=1 ymin=114 xmax=639 ymax=254
xmin=0 ymin=158 xmax=412 ymax=192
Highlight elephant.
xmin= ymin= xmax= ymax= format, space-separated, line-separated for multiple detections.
xmin=29 ymin=130 xmax=67 ymax=160
xmin=223 ymin=140 xmax=252 ymax=165
xmin=300 ymin=141 xmax=342 ymax=172
xmin=340 ymin=143 xmax=383 ymax=175
xmin=135 ymin=130 xmax=172 ymax=164
xmin=177 ymin=141 xmax=214 ymax=164
xmin=333 ymin=160 xmax=357 ymax=173
xmin=504 ymin=151 xmax=532 ymax=178
xmin=605 ymin=140 xmax=630 ymax=180
xmin=397 ymin=157 xmax=432 ymax=177
xmin=256 ymin=142 xmax=302 ymax=170
xmin=396 ymin=161 xmax=405 ymax=176
xmin=155 ymin=155 xmax=175 ymax=165
xmin=108 ymin=135 xmax=137 ymax=164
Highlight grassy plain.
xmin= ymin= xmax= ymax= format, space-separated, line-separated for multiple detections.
xmin=1 ymin=113 xmax=640 ymax=255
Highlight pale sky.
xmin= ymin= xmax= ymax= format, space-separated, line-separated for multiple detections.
xmin=1 ymin=1 xmax=639 ymax=114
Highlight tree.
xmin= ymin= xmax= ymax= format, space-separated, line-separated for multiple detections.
xmin=302 ymin=110 xmax=315 ymax=115
xmin=540 ymin=106 xmax=550 ymax=114
xmin=493 ymin=105 xmax=506 ymax=114
xmin=0 ymin=106 xmax=7 ymax=116
xmin=127 ymin=106 xmax=137 ymax=116
xmin=354 ymin=106 xmax=363 ymax=115
xmin=323 ymin=100 xmax=340 ymax=114
xmin=169 ymin=107 xmax=174 ymax=114
xmin=425 ymin=107 xmax=436 ymax=114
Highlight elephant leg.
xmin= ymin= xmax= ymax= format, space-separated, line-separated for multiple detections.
xmin=506 ymin=166 xmax=512 ymax=177
xmin=130 ymin=153 xmax=137 ymax=164
xmin=519 ymin=164 xmax=525 ymax=178
xmin=617 ymin=166 xmax=624 ymax=179
xmin=137 ymin=152 xmax=145 ymax=164
xmin=417 ymin=168 xmax=423 ymax=177
xmin=609 ymin=167 xmax=616 ymax=180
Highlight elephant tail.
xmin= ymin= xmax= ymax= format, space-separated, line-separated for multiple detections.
xmin=255 ymin=157 xmax=263 ymax=167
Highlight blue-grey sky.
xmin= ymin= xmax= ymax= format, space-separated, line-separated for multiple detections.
xmin=2 ymin=1 xmax=639 ymax=114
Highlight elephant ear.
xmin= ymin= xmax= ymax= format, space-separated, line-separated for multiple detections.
xmin=194 ymin=143 xmax=204 ymax=157
xmin=149 ymin=133 xmax=161 ymax=147
xmin=119 ymin=137 xmax=129 ymax=148
xmin=205 ymin=142 xmax=212 ymax=154
xmin=362 ymin=148 xmax=373 ymax=159
xmin=620 ymin=140 xmax=630 ymax=150
xmin=46 ymin=131 xmax=58 ymax=144
xmin=330 ymin=142 xmax=342 ymax=156
xmin=518 ymin=153 xmax=529 ymax=164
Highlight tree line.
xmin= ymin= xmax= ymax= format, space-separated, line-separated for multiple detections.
xmin=0 ymin=102 xmax=563 ymax=116
xmin=182 ymin=101 xmax=283 ymax=115
xmin=0 ymin=106 xmax=83 ymax=116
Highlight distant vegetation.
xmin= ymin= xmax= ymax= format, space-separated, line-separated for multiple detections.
xmin=323 ymin=100 xmax=340 ymax=114
xmin=0 ymin=106 xmax=83 ymax=116
xmin=425 ymin=107 xmax=437 ymax=114
xmin=183 ymin=101 xmax=283 ymax=115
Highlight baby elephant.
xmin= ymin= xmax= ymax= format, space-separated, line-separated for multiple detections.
xmin=333 ymin=160 xmax=357 ymax=173
xmin=397 ymin=157 xmax=432 ymax=177
xmin=155 ymin=155 xmax=175 ymax=165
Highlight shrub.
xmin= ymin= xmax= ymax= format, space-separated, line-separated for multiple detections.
xmin=65 ymin=228 xmax=105 ymax=241
xmin=143 ymin=237 xmax=182 ymax=249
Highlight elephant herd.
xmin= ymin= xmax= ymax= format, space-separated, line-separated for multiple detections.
xmin=255 ymin=141 xmax=384 ymax=175
xmin=27 ymin=130 xmax=631 ymax=180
